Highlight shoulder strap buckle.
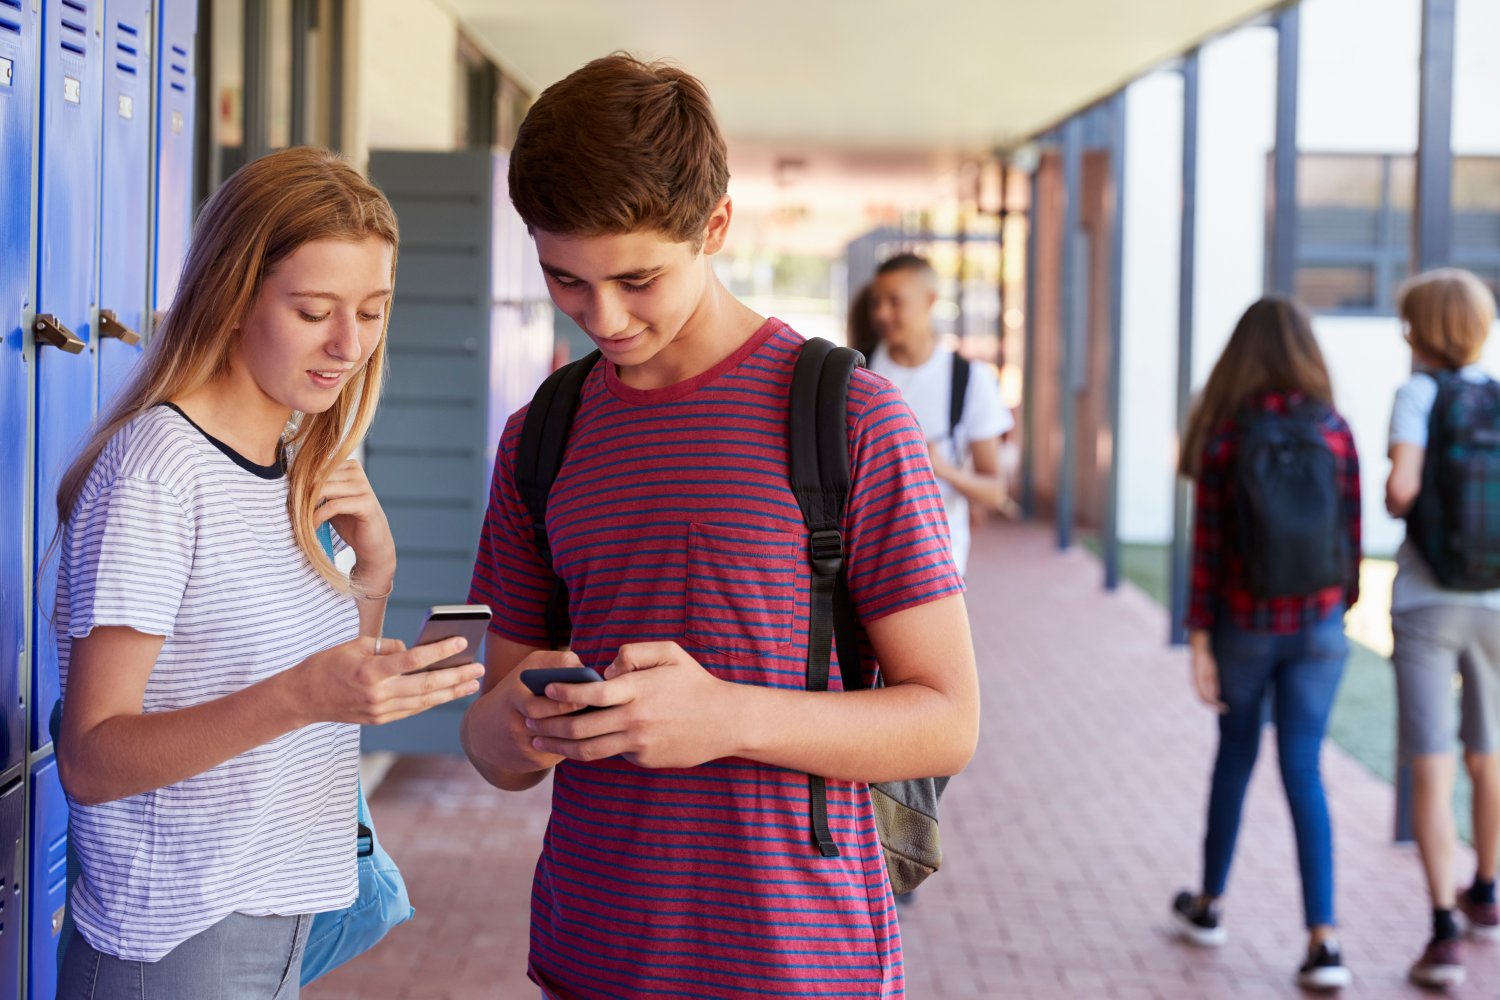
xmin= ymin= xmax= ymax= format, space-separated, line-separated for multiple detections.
xmin=809 ymin=528 xmax=844 ymax=576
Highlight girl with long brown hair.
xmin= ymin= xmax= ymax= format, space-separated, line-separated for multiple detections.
xmin=52 ymin=147 xmax=480 ymax=996
xmin=1170 ymin=296 xmax=1361 ymax=991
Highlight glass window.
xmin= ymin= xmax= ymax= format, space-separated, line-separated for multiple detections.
xmin=1297 ymin=265 xmax=1378 ymax=312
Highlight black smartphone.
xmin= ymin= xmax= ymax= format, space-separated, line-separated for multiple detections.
xmin=411 ymin=604 xmax=492 ymax=672
xmin=520 ymin=666 xmax=606 ymax=711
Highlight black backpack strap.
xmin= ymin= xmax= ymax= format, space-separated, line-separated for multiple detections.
xmin=515 ymin=351 xmax=603 ymax=648
xmin=949 ymin=352 xmax=970 ymax=439
xmin=788 ymin=338 xmax=865 ymax=858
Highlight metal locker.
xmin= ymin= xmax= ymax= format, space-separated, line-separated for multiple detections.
xmin=0 ymin=779 xmax=23 ymax=998
xmin=32 ymin=0 xmax=104 ymax=753
xmin=0 ymin=0 xmax=37 ymax=781
xmin=25 ymin=759 xmax=66 ymax=1000
xmin=152 ymin=0 xmax=195 ymax=315
xmin=96 ymin=0 xmax=151 ymax=407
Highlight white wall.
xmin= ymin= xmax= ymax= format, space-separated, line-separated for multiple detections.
xmin=1453 ymin=0 xmax=1500 ymax=155
xmin=1192 ymin=26 xmax=1276 ymax=389
xmin=1117 ymin=72 xmax=1184 ymax=545
xmin=354 ymin=0 xmax=460 ymax=155
xmin=1298 ymin=0 xmax=1420 ymax=154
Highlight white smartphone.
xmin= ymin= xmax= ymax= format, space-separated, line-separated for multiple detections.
xmin=411 ymin=604 xmax=492 ymax=672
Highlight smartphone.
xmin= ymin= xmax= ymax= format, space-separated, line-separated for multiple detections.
xmin=520 ymin=666 xmax=605 ymax=711
xmin=411 ymin=604 xmax=492 ymax=672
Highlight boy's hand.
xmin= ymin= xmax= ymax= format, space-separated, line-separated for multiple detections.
xmin=466 ymin=650 xmax=591 ymax=776
xmin=525 ymin=642 xmax=738 ymax=769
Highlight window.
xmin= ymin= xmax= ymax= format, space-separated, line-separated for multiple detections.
xmin=1277 ymin=153 xmax=1500 ymax=313
xmin=1287 ymin=153 xmax=1409 ymax=314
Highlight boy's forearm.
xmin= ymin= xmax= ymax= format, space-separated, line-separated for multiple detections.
xmin=729 ymin=681 xmax=977 ymax=784
xmin=460 ymin=698 xmax=552 ymax=792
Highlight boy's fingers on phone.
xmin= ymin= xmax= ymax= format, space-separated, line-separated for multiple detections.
xmin=520 ymin=693 xmax=590 ymax=720
xmin=607 ymin=641 xmax=681 ymax=677
xmin=532 ymin=732 xmax=632 ymax=764
xmin=544 ymin=680 xmax=614 ymax=707
xmin=528 ymin=707 xmax=620 ymax=741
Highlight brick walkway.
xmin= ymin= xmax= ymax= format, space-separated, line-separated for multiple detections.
xmin=305 ymin=521 xmax=1500 ymax=999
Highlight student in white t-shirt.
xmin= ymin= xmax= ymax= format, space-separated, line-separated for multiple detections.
xmin=867 ymin=254 xmax=1013 ymax=575
xmin=51 ymin=148 xmax=479 ymax=997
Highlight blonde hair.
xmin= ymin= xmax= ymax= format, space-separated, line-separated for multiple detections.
xmin=1399 ymin=268 xmax=1496 ymax=371
xmin=1180 ymin=296 xmax=1333 ymax=479
xmin=54 ymin=147 xmax=399 ymax=591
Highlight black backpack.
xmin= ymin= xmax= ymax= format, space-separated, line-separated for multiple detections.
xmin=515 ymin=338 xmax=945 ymax=894
xmin=1232 ymin=402 xmax=1347 ymax=598
xmin=1408 ymin=372 xmax=1500 ymax=590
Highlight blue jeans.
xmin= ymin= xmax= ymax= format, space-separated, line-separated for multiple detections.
xmin=57 ymin=912 xmax=311 ymax=999
xmin=1201 ymin=606 xmax=1348 ymax=928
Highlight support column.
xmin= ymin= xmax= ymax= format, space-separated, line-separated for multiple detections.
xmin=1269 ymin=5 xmax=1300 ymax=296
xmin=1169 ymin=52 xmax=1200 ymax=647
xmin=1104 ymin=92 xmax=1127 ymax=590
xmin=1057 ymin=117 xmax=1083 ymax=551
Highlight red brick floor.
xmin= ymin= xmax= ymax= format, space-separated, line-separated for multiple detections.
xmin=305 ymin=521 xmax=1500 ymax=999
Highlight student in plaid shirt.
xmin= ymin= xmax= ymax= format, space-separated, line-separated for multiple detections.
xmin=1169 ymin=297 xmax=1361 ymax=992
xmin=1384 ymin=269 xmax=1500 ymax=988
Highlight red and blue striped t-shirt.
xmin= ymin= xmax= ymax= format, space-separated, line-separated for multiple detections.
xmin=470 ymin=318 xmax=963 ymax=999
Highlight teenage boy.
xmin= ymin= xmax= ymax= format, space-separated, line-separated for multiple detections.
xmin=867 ymin=254 xmax=1012 ymax=575
xmin=460 ymin=55 xmax=981 ymax=1000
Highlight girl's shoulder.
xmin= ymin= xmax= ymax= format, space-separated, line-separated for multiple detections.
xmin=88 ymin=406 xmax=212 ymax=497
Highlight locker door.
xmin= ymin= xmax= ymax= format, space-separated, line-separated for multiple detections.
xmin=152 ymin=0 xmax=195 ymax=314
xmin=33 ymin=0 xmax=104 ymax=752
xmin=25 ymin=759 xmax=66 ymax=1000
xmin=0 ymin=780 xmax=23 ymax=998
xmin=0 ymin=0 xmax=37 ymax=780
xmin=96 ymin=0 xmax=151 ymax=407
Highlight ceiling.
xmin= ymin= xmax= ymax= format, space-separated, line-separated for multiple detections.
xmin=445 ymin=0 xmax=1286 ymax=153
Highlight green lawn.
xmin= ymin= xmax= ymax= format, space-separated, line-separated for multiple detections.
xmin=1079 ymin=536 xmax=1475 ymax=840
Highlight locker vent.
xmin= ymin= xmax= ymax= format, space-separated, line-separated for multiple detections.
xmin=0 ymin=0 xmax=18 ymax=30
xmin=116 ymin=22 xmax=139 ymax=75
xmin=169 ymin=44 xmax=188 ymax=93
xmin=60 ymin=0 xmax=88 ymax=57
xmin=0 ymin=0 xmax=21 ymax=9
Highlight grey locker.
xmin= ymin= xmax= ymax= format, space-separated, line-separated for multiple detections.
xmin=363 ymin=150 xmax=553 ymax=754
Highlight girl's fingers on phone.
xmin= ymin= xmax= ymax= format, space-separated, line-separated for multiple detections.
xmin=395 ymin=636 xmax=467 ymax=673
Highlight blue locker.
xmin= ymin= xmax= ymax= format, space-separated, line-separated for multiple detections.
xmin=33 ymin=0 xmax=104 ymax=753
xmin=152 ymin=0 xmax=195 ymax=314
xmin=0 ymin=780 xmax=23 ymax=997
xmin=96 ymin=0 xmax=151 ymax=407
xmin=26 ymin=759 xmax=66 ymax=1000
xmin=0 ymin=0 xmax=37 ymax=780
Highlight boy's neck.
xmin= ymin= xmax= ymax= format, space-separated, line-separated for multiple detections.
xmin=886 ymin=330 xmax=937 ymax=369
xmin=615 ymin=276 xmax=765 ymax=391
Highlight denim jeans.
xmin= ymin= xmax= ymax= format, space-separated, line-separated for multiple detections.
xmin=1201 ymin=605 xmax=1348 ymax=928
xmin=57 ymin=912 xmax=311 ymax=1000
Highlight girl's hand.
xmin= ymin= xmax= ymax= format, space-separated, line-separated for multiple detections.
xmin=1189 ymin=640 xmax=1227 ymax=713
xmin=289 ymin=636 xmax=484 ymax=726
xmin=316 ymin=459 xmax=395 ymax=591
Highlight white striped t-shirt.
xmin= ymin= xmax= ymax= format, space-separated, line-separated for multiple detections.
xmin=56 ymin=404 xmax=361 ymax=962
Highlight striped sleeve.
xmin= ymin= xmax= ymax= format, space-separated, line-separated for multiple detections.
xmin=64 ymin=476 xmax=193 ymax=639
xmin=468 ymin=410 xmax=557 ymax=648
xmin=843 ymin=378 xmax=965 ymax=622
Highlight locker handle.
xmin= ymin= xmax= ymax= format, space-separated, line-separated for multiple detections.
xmin=33 ymin=314 xmax=86 ymax=355
xmin=99 ymin=309 xmax=142 ymax=346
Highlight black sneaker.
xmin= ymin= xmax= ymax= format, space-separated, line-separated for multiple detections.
xmin=1298 ymin=940 xmax=1352 ymax=991
xmin=1171 ymin=890 xmax=1225 ymax=946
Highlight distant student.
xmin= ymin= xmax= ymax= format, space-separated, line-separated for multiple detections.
xmin=1384 ymin=269 xmax=1500 ymax=988
xmin=460 ymin=56 xmax=980 ymax=1000
xmin=867 ymin=254 xmax=1011 ymax=575
xmin=1170 ymin=296 xmax=1360 ymax=992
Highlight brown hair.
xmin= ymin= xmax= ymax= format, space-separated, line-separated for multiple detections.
xmin=1179 ymin=296 xmax=1333 ymax=479
xmin=508 ymin=53 xmax=729 ymax=245
xmin=847 ymin=283 xmax=878 ymax=358
xmin=1398 ymin=267 xmax=1495 ymax=370
xmin=54 ymin=147 xmax=399 ymax=591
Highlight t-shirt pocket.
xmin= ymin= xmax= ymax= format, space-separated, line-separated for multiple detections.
xmin=684 ymin=523 xmax=799 ymax=660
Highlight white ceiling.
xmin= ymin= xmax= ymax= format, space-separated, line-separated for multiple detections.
xmin=444 ymin=0 xmax=1286 ymax=153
